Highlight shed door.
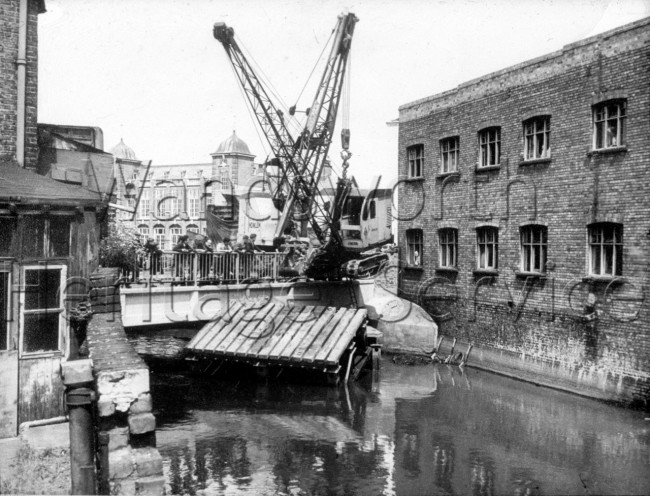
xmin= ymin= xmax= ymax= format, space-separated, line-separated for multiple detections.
xmin=0 ymin=270 xmax=18 ymax=437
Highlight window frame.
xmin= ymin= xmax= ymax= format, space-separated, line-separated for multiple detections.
xmin=523 ymin=116 xmax=551 ymax=161
xmin=20 ymin=214 xmax=72 ymax=259
xmin=593 ymin=100 xmax=626 ymax=150
xmin=440 ymin=136 xmax=459 ymax=174
xmin=19 ymin=264 xmax=67 ymax=358
xmin=588 ymin=223 xmax=623 ymax=277
xmin=406 ymin=228 xmax=423 ymax=267
xmin=476 ymin=226 xmax=498 ymax=270
xmin=478 ymin=127 xmax=501 ymax=168
xmin=139 ymin=189 xmax=150 ymax=219
xmin=153 ymin=224 xmax=166 ymax=250
xmin=407 ymin=145 xmax=424 ymax=179
xmin=169 ymin=224 xmax=182 ymax=247
xmin=0 ymin=270 xmax=10 ymax=351
xmin=438 ymin=228 xmax=458 ymax=269
xmin=520 ymin=225 xmax=548 ymax=274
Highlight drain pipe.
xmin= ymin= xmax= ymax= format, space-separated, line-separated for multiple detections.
xmin=16 ymin=0 xmax=28 ymax=168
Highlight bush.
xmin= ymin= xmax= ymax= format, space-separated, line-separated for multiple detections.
xmin=98 ymin=220 xmax=144 ymax=272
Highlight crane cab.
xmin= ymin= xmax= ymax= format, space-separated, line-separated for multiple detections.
xmin=340 ymin=186 xmax=392 ymax=252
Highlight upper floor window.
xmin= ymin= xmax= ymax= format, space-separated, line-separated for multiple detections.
xmin=523 ymin=116 xmax=550 ymax=160
xmin=593 ymin=100 xmax=626 ymax=150
xmin=137 ymin=225 xmax=149 ymax=238
xmin=407 ymin=145 xmax=424 ymax=178
xmin=22 ymin=215 xmax=71 ymax=259
xmin=0 ymin=218 xmax=16 ymax=256
xmin=139 ymin=190 xmax=150 ymax=219
xmin=188 ymin=188 xmax=200 ymax=218
xmin=406 ymin=229 xmax=423 ymax=267
xmin=438 ymin=228 xmax=458 ymax=268
xmin=520 ymin=225 xmax=547 ymax=273
xmin=588 ymin=223 xmax=622 ymax=276
xmin=477 ymin=226 xmax=498 ymax=270
xmin=440 ymin=137 xmax=459 ymax=174
xmin=478 ymin=127 xmax=500 ymax=168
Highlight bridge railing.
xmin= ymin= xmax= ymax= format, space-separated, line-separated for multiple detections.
xmin=119 ymin=251 xmax=289 ymax=285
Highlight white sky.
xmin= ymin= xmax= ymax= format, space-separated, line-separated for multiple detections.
xmin=38 ymin=0 xmax=649 ymax=188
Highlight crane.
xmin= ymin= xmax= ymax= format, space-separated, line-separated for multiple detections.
xmin=214 ymin=13 xmax=388 ymax=279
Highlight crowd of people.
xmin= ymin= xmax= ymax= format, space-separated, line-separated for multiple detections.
xmin=136 ymin=231 xmax=297 ymax=284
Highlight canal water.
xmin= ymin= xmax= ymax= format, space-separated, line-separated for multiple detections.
xmin=150 ymin=360 xmax=650 ymax=496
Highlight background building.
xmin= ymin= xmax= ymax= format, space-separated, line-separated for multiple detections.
xmin=112 ymin=131 xmax=260 ymax=249
xmin=397 ymin=17 xmax=650 ymax=405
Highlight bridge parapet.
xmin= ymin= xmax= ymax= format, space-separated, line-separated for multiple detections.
xmin=86 ymin=268 xmax=164 ymax=495
xmin=121 ymin=251 xmax=287 ymax=286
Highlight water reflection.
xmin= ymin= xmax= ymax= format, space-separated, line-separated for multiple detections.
xmin=151 ymin=362 xmax=650 ymax=495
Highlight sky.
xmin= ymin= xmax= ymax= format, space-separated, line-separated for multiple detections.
xmin=38 ymin=0 xmax=649 ymax=189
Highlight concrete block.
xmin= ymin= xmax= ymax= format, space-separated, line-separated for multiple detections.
xmin=109 ymin=447 xmax=134 ymax=480
xmin=111 ymin=478 xmax=136 ymax=496
xmin=129 ymin=412 xmax=156 ymax=434
xmin=133 ymin=447 xmax=163 ymax=477
xmin=61 ymin=359 xmax=94 ymax=385
xmin=96 ymin=368 xmax=150 ymax=412
xmin=97 ymin=397 xmax=116 ymax=417
xmin=107 ymin=426 xmax=129 ymax=452
xmin=130 ymin=393 xmax=153 ymax=414
xmin=135 ymin=475 xmax=166 ymax=496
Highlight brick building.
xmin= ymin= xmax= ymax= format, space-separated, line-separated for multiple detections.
xmin=0 ymin=0 xmax=45 ymax=169
xmin=397 ymin=17 xmax=650 ymax=406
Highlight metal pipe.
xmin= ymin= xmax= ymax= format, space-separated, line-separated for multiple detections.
xmin=16 ymin=0 xmax=28 ymax=167
xmin=97 ymin=432 xmax=110 ymax=495
xmin=67 ymin=387 xmax=96 ymax=495
xmin=19 ymin=415 xmax=68 ymax=435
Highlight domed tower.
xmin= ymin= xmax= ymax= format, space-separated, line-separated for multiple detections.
xmin=210 ymin=131 xmax=255 ymax=191
xmin=110 ymin=138 xmax=143 ymax=220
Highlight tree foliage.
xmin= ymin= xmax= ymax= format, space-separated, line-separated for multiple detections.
xmin=98 ymin=218 xmax=144 ymax=271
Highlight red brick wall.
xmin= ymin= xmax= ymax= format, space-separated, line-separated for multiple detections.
xmin=397 ymin=18 xmax=650 ymax=406
xmin=0 ymin=0 xmax=40 ymax=168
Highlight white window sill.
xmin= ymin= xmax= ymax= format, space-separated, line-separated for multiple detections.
xmin=587 ymin=146 xmax=627 ymax=157
xmin=436 ymin=171 xmax=460 ymax=180
xmin=514 ymin=271 xmax=547 ymax=279
xmin=475 ymin=165 xmax=501 ymax=173
xmin=519 ymin=157 xmax=552 ymax=166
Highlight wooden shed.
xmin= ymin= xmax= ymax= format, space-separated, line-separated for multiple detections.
xmin=0 ymin=159 xmax=108 ymax=438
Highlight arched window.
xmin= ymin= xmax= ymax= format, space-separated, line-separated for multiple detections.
xmin=476 ymin=226 xmax=498 ymax=269
xmin=186 ymin=224 xmax=199 ymax=234
xmin=137 ymin=224 xmax=149 ymax=238
xmin=520 ymin=225 xmax=547 ymax=273
xmin=588 ymin=223 xmax=623 ymax=276
xmin=438 ymin=228 xmax=458 ymax=268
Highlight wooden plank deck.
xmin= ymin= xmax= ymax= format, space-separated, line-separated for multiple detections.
xmin=185 ymin=302 xmax=367 ymax=372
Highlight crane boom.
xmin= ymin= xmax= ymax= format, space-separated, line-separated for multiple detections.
xmin=213 ymin=13 xmax=358 ymax=247
xmin=275 ymin=12 xmax=357 ymax=244
xmin=213 ymin=22 xmax=297 ymax=179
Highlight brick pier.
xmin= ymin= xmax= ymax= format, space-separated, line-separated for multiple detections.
xmin=86 ymin=268 xmax=164 ymax=495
